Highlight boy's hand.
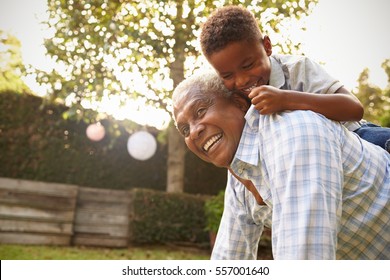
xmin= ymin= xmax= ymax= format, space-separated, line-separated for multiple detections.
xmin=248 ymin=85 xmax=286 ymax=114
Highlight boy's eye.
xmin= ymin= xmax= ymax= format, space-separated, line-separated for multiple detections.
xmin=243 ymin=62 xmax=254 ymax=69
xmin=221 ymin=74 xmax=232 ymax=80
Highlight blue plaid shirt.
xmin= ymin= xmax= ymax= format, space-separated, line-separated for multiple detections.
xmin=211 ymin=107 xmax=390 ymax=260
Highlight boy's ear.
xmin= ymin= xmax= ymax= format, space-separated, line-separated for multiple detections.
xmin=263 ymin=36 xmax=272 ymax=56
xmin=232 ymin=93 xmax=251 ymax=112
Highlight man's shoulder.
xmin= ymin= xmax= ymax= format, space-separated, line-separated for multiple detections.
xmin=259 ymin=110 xmax=340 ymax=136
xmin=260 ymin=109 xmax=321 ymax=123
xmin=258 ymin=110 xmax=345 ymax=156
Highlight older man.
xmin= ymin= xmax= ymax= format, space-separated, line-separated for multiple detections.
xmin=172 ymin=70 xmax=390 ymax=260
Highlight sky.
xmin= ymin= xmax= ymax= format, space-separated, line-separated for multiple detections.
xmin=0 ymin=0 xmax=389 ymax=128
xmin=297 ymin=0 xmax=390 ymax=89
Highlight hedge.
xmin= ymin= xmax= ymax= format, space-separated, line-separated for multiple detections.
xmin=129 ymin=188 xmax=209 ymax=245
xmin=0 ymin=92 xmax=227 ymax=195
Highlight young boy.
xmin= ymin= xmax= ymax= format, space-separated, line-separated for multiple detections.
xmin=199 ymin=5 xmax=390 ymax=152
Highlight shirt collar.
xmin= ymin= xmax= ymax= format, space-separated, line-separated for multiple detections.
xmin=230 ymin=106 xmax=260 ymax=167
xmin=245 ymin=106 xmax=259 ymax=131
xmin=269 ymin=55 xmax=286 ymax=89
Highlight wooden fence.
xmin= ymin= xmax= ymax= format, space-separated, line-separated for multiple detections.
xmin=72 ymin=187 xmax=131 ymax=247
xmin=0 ymin=178 xmax=132 ymax=247
xmin=0 ymin=177 xmax=78 ymax=245
xmin=0 ymin=177 xmax=210 ymax=248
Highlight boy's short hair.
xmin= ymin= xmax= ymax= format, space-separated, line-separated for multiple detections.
xmin=200 ymin=5 xmax=263 ymax=57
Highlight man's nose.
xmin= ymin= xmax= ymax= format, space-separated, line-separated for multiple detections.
xmin=189 ymin=122 xmax=204 ymax=140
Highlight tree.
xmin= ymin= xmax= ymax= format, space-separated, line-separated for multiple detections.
xmin=0 ymin=31 xmax=29 ymax=94
xmin=379 ymin=59 xmax=390 ymax=127
xmin=354 ymin=60 xmax=390 ymax=127
xmin=36 ymin=0 xmax=317 ymax=193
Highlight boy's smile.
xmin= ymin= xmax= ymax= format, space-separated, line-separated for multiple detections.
xmin=206 ymin=37 xmax=273 ymax=97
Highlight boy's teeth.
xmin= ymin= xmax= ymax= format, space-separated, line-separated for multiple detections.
xmin=244 ymin=83 xmax=257 ymax=92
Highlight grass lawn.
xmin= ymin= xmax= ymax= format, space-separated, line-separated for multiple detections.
xmin=0 ymin=244 xmax=210 ymax=260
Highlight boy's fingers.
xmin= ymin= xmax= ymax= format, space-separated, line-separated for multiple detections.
xmin=248 ymin=87 xmax=262 ymax=99
xmin=254 ymin=104 xmax=263 ymax=112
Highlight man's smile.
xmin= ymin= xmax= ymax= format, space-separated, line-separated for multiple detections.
xmin=202 ymin=133 xmax=223 ymax=152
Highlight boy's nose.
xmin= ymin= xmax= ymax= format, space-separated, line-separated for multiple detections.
xmin=235 ymin=73 xmax=250 ymax=88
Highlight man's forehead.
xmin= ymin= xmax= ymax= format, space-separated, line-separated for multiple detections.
xmin=174 ymin=91 xmax=197 ymax=111
xmin=175 ymin=90 xmax=212 ymax=108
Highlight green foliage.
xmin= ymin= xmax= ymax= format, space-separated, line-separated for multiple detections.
xmin=36 ymin=0 xmax=317 ymax=122
xmin=0 ymin=31 xmax=29 ymax=94
xmin=380 ymin=59 xmax=390 ymax=127
xmin=204 ymin=190 xmax=225 ymax=233
xmin=0 ymin=92 xmax=227 ymax=194
xmin=35 ymin=0 xmax=317 ymax=193
xmin=353 ymin=59 xmax=390 ymax=127
xmin=130 ymin=188 xmax=209 ymax=245
xmin=379 ymin=112 xmax=390 ymax=127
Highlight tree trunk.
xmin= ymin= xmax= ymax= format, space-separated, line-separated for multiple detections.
xmin=167 ymin=49 xmax=185 ymax=192
xmin=166 ymin=2 xmax=186 ymax=193
xmin=166 ymin=124 xmax=186 ymax=193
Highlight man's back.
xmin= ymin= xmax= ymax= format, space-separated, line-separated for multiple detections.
xmin=226 ymin=108 xmax=390 ymax=259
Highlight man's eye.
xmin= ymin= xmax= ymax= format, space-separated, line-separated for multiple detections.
xmin=181 ymin=126 xmax=189 ymax=137
xmin=197 ymin=108 xmax=206 ymax=116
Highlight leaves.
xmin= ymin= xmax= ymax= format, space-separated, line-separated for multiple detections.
xmin=36 ymin=0 xmax=317 ymax=123
xmin=204 ymin=190 xmax=225 ymax=233
xmin=0 ymin=31 xmax=29 ymax=94
xmin=353 ymin=60 xmax=390 ymax=126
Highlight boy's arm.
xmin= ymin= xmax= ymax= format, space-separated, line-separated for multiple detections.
xmin=249 ymin=85 xmax=363 ymax=121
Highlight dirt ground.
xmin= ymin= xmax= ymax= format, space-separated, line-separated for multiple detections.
xmin=257 ymin=244 xmax=273 ymax=260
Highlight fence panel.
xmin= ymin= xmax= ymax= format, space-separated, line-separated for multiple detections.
xmin=72 ymin=187 xmax=131 ymax=248
xmin=0 ymin=177 xmax=78 ymax=245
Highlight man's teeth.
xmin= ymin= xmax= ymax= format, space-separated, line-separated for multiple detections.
xmin=203 ymin=134 xmax=222 ymax=152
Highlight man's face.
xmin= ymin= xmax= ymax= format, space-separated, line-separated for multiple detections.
xmin=207 ymin=37 xmax=272 ymax=97
xmin=174 ymin=91 xmax=248 ymax=168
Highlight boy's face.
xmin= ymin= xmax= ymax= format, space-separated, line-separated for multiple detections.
xmin=206 ymin=37 xmax=272 ymax=96
xmin=174 ymin=91 xmax=248 ymax=168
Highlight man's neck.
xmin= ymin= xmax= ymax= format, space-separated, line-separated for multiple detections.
xmin=228 ymin=168 xmax=265 ymax=205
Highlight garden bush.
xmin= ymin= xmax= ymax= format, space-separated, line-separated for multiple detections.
xmin=129 ymin=188 xmax=210 ymax=245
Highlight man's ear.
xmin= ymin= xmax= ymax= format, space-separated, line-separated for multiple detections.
xmin=232 ymin=93 xmax=251 ymax=112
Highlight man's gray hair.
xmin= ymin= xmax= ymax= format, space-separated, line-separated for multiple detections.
xmin=172 ymin=69 xmax=231 ymax=108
